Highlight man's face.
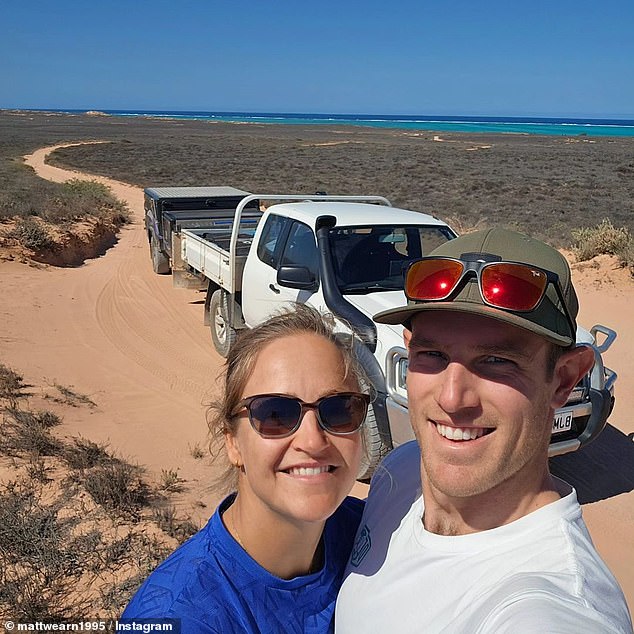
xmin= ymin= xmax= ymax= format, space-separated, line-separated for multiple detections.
xmin=405 ymin=311 xmax=561 ymax=503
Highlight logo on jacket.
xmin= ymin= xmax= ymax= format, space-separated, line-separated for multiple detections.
xmin=350 ymin=525 xmax=371 ymax=567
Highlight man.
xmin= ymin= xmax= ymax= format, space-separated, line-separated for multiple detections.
xmin=336 ymin=228 xmax=632 ymax=633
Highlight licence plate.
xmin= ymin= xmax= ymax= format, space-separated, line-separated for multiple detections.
xmin=552 ymin=410 xmax=574 ymax=434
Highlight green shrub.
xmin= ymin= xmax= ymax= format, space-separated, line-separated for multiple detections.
xmin=571 ymin=219 xmax=632 ymax=262
xmin=7 ymin=217 xmax=56 ymax=251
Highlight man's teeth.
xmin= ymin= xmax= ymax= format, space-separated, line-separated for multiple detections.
xmin=288 ymin=466 xmax=331 ymax=476
xmin=436 ymin=424 xmax=488 ymax=441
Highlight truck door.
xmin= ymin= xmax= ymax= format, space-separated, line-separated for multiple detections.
xmin=242 ymin=217 xmax=322 ymax=327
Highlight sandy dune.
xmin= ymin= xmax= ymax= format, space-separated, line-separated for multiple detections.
xmin=2 ymin=144 xmax=632 ymax=609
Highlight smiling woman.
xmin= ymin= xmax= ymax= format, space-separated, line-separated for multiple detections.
xmin=121 ymin=304 xmax=369 ymax=633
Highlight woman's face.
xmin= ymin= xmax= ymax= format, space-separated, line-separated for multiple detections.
xmin=225 ymin=332 xmax=363 ymax=527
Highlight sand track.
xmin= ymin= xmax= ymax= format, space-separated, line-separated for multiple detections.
xmin=7 ymin=143 xmax=226 ymax=514
xmin=3 ymin=144 xmax=633 ymax=609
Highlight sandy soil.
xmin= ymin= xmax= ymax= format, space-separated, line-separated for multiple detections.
xmin=2 ymin=144 xmax=632 ymax=609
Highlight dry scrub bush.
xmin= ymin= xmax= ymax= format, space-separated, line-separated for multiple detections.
xmin=0 ymin=407 xmax=63 ymax=457
xmin=0 ymin=363 xmax=31 ymax=405
xmin=571 ymin=219 xmax=634 ymax=273
xmin=61 ymin=436 xmax=113 ymax=470
xmin=0 ymin=359 xmax=200 ymax=616
xmin=0 ymin=477 xmax=170 ymax=619
xmin=0 ymin=479 xmax=90 ymax=619
xmin=79 ymin=460 xmax=151 ymax=519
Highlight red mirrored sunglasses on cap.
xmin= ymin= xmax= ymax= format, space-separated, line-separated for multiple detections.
xmin=405 ymin=256 xmax=576 ymax=337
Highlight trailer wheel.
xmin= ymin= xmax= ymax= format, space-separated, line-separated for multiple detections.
xmin=357 ymin=397 xmax=392 ymax=481
xmin=150 ymin=235 xmax=171 ymax=275
xmin=210 ymin=290 xmax=236 ymax=357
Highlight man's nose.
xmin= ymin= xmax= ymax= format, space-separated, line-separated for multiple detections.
xmin=436 ymin=362 xmax=480 ymax=413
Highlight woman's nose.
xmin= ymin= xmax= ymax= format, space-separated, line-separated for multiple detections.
xmin=291 ymin=409 xmax=330 ymax=452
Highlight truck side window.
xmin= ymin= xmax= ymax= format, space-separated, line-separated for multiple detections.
xmin=280 ymin=222 xmax=319 ymax=277
xmin=257 ymin=214 xmax=287 ymax=268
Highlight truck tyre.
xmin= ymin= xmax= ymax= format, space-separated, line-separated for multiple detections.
xmin=150 ymin=235 xmax=171 ymax=275
xmin=358 ymin=397 xmax=392 ymax=481
xmin=210 ymin=290 xmax=236 ymax=357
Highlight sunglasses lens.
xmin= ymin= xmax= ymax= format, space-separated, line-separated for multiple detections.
xmin=481 ymin=263 xmax=548 ymax=311
xmin=318 ymin=394 xmax=368 ymax=434
xmin=248 ymin=396 xmax=301 ymax=437
xmin=406 ymin=259 xmax=464 ymax=300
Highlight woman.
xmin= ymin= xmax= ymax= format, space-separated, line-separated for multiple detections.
xmin=122 ymin=305 xmax=369 ymax=633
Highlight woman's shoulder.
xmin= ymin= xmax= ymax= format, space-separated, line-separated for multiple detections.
xmin=122 ymin=497 xmax=236 ymax=620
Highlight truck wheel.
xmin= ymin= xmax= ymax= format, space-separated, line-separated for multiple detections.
xmin=210 ymin=290 xmax=236 ymax=357
xmin=150 ymin=235 xmax=171 ymax=275
xmin=358 ymin=399 xmax=392 ymax=481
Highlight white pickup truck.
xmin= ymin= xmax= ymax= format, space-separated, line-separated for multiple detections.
xmin=144 ymin=187 xmax=617 ymax=479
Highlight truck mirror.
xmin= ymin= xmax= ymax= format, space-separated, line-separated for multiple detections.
xmin=277 ymin=266 xmax=318 ymax=291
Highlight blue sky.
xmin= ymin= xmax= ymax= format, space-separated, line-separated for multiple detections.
xmin=2 ymin=0 xmax=633 ymax=118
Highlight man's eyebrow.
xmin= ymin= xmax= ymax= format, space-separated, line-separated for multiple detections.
xmin=473 ymin=342 xmax=534 ymax=361
xmin=408 ymin=335 xmax=535 ymax=361
xmin=407 ymin=335 xmax=437 ymax=349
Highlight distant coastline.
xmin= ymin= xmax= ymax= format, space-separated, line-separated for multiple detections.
xmin=7 ymin=108 xmax=634 ymax=137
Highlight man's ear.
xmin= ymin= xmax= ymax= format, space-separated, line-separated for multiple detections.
xmin=403 ymin=327 xmax=412 ymax=349
xmin=551 ymin=345 xmax=595 ymax=409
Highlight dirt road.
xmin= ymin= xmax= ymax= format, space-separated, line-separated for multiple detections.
xmin=3 ymin=144 xmax=633 ymax=608
xmin=8 ymin=144 xmax=226 ymax=516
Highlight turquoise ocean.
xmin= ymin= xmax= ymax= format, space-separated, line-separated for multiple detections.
xmin=57 ymin=109 xmax=634 ymax=138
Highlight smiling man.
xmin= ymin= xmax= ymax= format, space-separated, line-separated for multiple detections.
xmin=335 ymin=229 xmax=632 ymax=633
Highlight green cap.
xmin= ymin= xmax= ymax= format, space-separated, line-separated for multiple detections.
xmin=374 ymin=228 xmax=578 ymax=346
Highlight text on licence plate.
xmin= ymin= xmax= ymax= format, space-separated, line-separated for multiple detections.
xmin=552 ymin=411 xmax=574 ymax=434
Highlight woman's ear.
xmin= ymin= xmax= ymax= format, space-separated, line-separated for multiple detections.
xmin=225 ymin=430 xmax=244 ymax=469
xmin=551 ymin=345 xmax=595 ymax=409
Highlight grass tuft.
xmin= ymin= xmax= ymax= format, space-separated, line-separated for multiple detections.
xmin=189 ymin=442 xmax=206 ymax=460
xmin=51 ymin=382 xmax=97 ymax=408
xmin=159 ymin=468 xmax=186 ymax=493
xmin=571 ymin=219 xmax=633 ymax=270
xmin=152 ymin=505 xmax=198 ymax=543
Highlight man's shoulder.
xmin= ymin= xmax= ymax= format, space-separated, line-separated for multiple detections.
xmin=370 ymin=440 xmax=421 ymax=497
xmin=475 ymin=573 xmax=633 ymax=634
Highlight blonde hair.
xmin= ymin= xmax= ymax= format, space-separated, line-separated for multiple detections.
xmin=207 ymin=303 xmax=370 ymax=492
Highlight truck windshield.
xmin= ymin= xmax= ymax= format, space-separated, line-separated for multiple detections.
xmin=330 ymin=225 xmax=455 ymax=293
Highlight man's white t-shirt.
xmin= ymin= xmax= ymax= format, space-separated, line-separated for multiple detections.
xmin=336 ymin=441 xmax=632 ymax=633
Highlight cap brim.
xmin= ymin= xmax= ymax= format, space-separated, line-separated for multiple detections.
xmin=374 ymin=302 xmax=574 ymax=347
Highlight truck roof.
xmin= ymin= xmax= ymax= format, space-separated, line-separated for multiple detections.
xmin=267 ymin=201 xmax=449 ymax=228
xmin=144 ymin=186 xmax=251 ymax=199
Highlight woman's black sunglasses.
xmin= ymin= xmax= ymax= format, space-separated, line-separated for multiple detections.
xmin=232 ymin=392 xmax=370 ymax=439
